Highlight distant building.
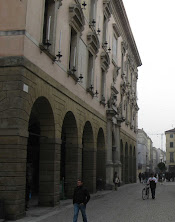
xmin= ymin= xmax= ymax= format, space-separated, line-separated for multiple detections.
xmin=137 ymin=129 xmax=151 ymax=173
xmin=165 ymin=128 xmax=175 ymax=172
xmin=152 ymin=147 xmax=158 ymax=172
xmin=147 ymin=137 xmax=153 ymax=172
xmin=157 ymin=148 xmax=166 ymax=164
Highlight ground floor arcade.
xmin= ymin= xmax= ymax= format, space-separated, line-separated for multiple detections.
xmin=0 ymin=57 xmax=136 ymax=220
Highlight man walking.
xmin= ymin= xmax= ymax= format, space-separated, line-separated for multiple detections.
xmin=73 ymin=179 xmax=90 ymax=222
xmin=147 ymin=173 xmax=157 ymax=199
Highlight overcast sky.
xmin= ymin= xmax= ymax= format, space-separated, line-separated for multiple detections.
xmin=122 ymin=0 xmax=175 ymax=151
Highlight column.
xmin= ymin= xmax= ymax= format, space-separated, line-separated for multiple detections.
xmin=39 ymin=138 xmax=60 ymax=206
xmin=114 ymin=121 xmax=122 ymax=180
xmin=106 ymin=110 xmax=116 ymax=189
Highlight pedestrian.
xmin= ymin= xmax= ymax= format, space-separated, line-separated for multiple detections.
xmin=73 ymin=179 xmax=90 ymax=222
xmin=138 ymin=172 xmax=142 ymax=183
xmin=147 ymin=173 xmax=157 ymax=199
xmin=113 ymin=172 xmax=120 ymax=191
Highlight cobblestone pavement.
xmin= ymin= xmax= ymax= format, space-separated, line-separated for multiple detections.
xmin=13 ymin=181 xmax=175 ymax=222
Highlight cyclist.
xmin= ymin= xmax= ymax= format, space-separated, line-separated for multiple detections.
xmin=147 ymin=173 xmax=157 ymax=199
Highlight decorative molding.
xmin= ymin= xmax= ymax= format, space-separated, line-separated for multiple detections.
xmin=112 ymin=23 xmax=120 ymax=37
xmin=113 ymin=65 xmax=120 ymax=84
xmin=54 ymin=0 xmax=63 ymax=8
xmin=121 ymin=41 xmax=128 ymax=55
xmin=120 ymin=79 xmax=126 ymax=95
xmin=100 ymin=95 xmax=106 ymax=106
xmin=106 ymin=108 xmax=117 ymax=120
xmin=112 ymin=0 xmax=142 ymax=67
xmin=103 ymin=0 xmax=112 ymax=20
xmin=87 ymin=32 xmax=100 ymax=55
xmin=69 ymin=4 xmax=85 ymax=33
xmin=111 ymin=85 xmax=118 ymax=95
xmin=101 ymin=51 xmax=110 ymax=71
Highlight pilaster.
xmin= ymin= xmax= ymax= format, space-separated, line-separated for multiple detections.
xmin=106 ymin=109 xmax=117 ymax=189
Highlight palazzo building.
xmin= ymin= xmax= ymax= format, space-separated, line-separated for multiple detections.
xmin=0 ymin=0 xmax=141 ymax=219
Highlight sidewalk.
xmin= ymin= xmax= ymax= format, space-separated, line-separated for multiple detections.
xmin=7 ymin=190 xmax=112 ymax=222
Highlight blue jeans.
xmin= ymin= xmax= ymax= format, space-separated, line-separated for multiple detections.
xmin=73 ymin=203 xmax=87 ymax=222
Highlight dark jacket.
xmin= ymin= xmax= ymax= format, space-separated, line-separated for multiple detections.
xmin=73 ymin=185 xmax=90 ymax=205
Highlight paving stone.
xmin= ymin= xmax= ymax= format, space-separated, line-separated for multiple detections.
xmin=8 ymin=182 xmax=175 ymax=222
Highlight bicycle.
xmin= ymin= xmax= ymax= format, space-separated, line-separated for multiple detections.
xmin=142 ymin=184 xmax=149 ymax=200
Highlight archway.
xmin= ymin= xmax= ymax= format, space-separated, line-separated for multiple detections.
xmin=120 ymin=140 xmax=124 ymax=182
xmin=60 ymin=111 xmax=78 ymax=198
xmin=125 ymin=143 xmax=129 ymax=183
xmin=96 ymin=128 xmax=105 ymax=190
xmin=129 ymin=145 xmax=132 ymax=183
xmin=82 ymin=121 xmax=95 ymax=193
xmin=26 ymin=97 xmax=55 ymax=209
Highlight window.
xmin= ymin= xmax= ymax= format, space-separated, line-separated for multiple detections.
xmin=112 ymin=35 xmax=118 ymax=64
xmin=42 ymin=0 xmax=56 ymax=52
xmin=170 ymin=142 xmax=174 ymax=148
xmin=69 ymin=28 xmax=78 ymax=71
xmin=68 ymin=3 xmax=85 ymax=78
xmin=87 ymin=52 xmax=94 ymax=89
xmin=121 ymin=53 xmax=124 ymax=75
xmin=103 ymin=16 xmax=108 ymax=45
xmin=90 ymin=0 xmax=96 ymax=26
xmin=170 ymin=134 xmax=173 ymax=138
xmin=101 ymin=69 xmax=106 ymax=101
xmin=170 ymin=152 xmax=174 ymax=163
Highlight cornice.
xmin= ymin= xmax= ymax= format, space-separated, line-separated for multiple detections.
xmin=87 ymin=32 xmax=100 ymax=55
xmin=112 ymin=0 xmax=142 ymax=67
xmin=101 ymin=51 xmax=110 ymax=71
xmin=112 ymin=23 xmax=121 ymax=37
xmin=69 ymin=3 xmax=85 ymax=33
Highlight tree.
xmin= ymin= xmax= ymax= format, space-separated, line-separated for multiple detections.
xmin=157 ymin=162 xmax=167 ymax=172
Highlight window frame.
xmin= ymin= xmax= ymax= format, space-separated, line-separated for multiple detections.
xmin=170 ymin=142 xmax=174 ymax=148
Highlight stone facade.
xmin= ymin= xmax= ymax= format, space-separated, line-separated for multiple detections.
xmin=165 ymin=128 xmax=175 ymax=172
xmin=0 ymin=0 xmax=141 ymax=219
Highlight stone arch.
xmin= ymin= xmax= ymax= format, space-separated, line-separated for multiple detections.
xmin=26 ymin=96 xmax=57 ymax=208
xmin=129 ymin=145 xmax=133 ymax=183
xmin=120 ymin=139 xmax=124 ymax=182
xmin=125 ymin=142 xmax=129 ymax=183
xmin=60 ymin=111 xmax=79 ymax=198
xmin=82 ymin=121 xmax=95 ymax=193
xmin=96 ymin=128 xmax=106 ymax=190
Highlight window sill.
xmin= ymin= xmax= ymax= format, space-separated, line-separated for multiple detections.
xmin=67 ymin=70 xmax=79 ymax=82
xmin=87 ymin=87 xmax=94 ymax=97
xmin=39 ymin=44 xmax=56 ymax=62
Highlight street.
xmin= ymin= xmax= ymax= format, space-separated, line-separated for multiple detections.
xmin=13 ymin=181 xmax=175 ymax=222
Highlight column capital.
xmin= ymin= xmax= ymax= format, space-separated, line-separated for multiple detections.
xmin=106 ymin=108 xmax=117 ymax=120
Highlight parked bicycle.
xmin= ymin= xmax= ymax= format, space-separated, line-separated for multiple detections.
xmin=142 ymin=184 xmax=149 ymax=200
